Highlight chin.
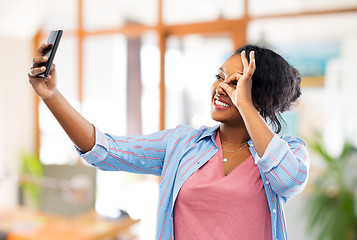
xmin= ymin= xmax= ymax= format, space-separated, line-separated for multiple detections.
xmin=211 ymin=111 xmax=227 ymax=123
xmin=211 ymin=109 xmax=243 ymax=125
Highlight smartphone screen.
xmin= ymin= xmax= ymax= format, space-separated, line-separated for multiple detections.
xmin=38 ymin=30 xmax=63 ymax=78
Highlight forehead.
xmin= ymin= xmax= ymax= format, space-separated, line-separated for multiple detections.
xmin=220 ymin=54 xmax=243 ymax=74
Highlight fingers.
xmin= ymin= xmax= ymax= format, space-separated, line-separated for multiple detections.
xmin=29 ymin=44 xmax=51 ymax=78
xmin=36 ymin=43 xmax=52 ymax=56
xmin=28 ymin=66 xmax=46 ymax=78
xmin=249 ymin=51 xmax=256 ymax=72
xmin=224 ymin=72 xmax=241 ymax=84
xmin=49 ymin=63 xmax=56 ymax=76
xmin=32 ymin=56 xmax=48 ymax=68
xmin=219 ymin=82 xmax=235 ymax=98
xmin=241 ymin=50 xmax=249 ymax=70
xmin=240 ymin=50 xmax=256 ymax=78
xmin=225 ymin=50 xmax=256 ymax=84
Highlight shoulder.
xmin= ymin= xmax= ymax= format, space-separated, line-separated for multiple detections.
xmin=280 ymin=135 xmax=307 ymax=148
xmin=168 ymin=125 xmax=219 ymax=142
xmin=249 ymin=134 xmax=308 ymax=161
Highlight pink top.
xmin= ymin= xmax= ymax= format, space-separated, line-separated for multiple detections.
xmin=174 ymin=131 xmax=272 ymax=240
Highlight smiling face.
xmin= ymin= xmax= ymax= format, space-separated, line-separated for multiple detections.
xmin=210 ymin=54 xmax=244 ymax=125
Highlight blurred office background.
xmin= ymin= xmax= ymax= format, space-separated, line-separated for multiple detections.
xmin=1 ymin=0 xmax=357 ymax=239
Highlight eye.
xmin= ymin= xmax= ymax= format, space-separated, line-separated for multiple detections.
xmin=215 ymin=74 xmax=224 ymax=81
xmin=231 ymin=80 xmax=238 ymax=86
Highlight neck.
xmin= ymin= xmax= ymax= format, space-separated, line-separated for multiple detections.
xmin=219 ymin=123 xmax=250 ymax=145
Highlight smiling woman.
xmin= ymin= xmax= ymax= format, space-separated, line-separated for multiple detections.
xmin=28 ymin=40 xmax=309 ymax=239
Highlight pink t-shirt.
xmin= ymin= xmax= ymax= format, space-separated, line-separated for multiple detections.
xmin=173 ymin=131 xmax=272 ymax=240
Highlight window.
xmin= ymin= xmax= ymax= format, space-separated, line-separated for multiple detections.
xmin=163 ymin=0 xmax=244 ymax=24
xmin=39 ymin=37 xmax=79 ymax=164
xmin=165 ymin=35 xmax=233 ymax=129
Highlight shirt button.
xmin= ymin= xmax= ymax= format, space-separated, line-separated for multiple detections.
xmin=197 ymin=162 xmax=200 ymax=164
xmin=273 ymin=209 xmax=276 ymax=214
xmin=265 ymin=180 xmax=269 ymax=185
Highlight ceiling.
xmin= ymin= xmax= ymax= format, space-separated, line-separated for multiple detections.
xmin=1 ymin=0 xmax=357 ymax=39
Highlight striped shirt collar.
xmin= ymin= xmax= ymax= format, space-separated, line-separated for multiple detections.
xmin=196 ymin=124 xmax=220 ymax=143
xmin=197 ymin=124 xmax=254 ymax=147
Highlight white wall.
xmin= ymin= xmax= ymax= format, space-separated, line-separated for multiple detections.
xmin=0 ymin=37 xmax=35 ymax=207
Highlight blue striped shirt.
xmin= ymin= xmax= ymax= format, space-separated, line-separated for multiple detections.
xmin=77 ymin=124 xmax=309 ymax=240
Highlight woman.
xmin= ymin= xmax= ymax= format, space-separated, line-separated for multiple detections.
xmin=28 ymin=44 xmax=309 ymax=240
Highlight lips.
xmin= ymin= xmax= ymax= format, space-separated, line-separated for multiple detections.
xmin=213 ymin=96 xmax=231 ymax=109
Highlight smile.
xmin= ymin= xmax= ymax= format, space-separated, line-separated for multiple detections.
xmin=214 ymin=98 xmax=231 ymax=108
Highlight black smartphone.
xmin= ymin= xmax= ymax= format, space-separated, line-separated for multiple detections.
xmin=38 ymin=30 xmax=63 ymax=78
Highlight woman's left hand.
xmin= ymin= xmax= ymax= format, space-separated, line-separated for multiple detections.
xmin=219 ymin=50 xmax=256 ymax=110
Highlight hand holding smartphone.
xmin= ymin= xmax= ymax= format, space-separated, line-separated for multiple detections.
xmin=38 ymin=30 xmax=63 ymax=78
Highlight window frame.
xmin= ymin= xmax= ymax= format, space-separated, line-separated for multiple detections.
xmin=32 ymin=0 xmax=357 ymax=154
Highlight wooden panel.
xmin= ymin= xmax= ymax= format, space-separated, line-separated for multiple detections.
xmin=1 ymin=208 xmax=139 ymax=240
xmin=33 ymin=32 xmax=42 ymax=156
xmin=252 ymin=7 xmax=357 ymax=20
xmin=83 ymin=24 xmax=157 ymax=38
xmin=165 ymin=19 xmax=246 ymax=36
xmin=301 ymin=76 xmax=324 ymax=87
xmin=159 ymin=31 xmax=166 ymax=131
xmin=78 ymin=0 xmax=83 ymax=103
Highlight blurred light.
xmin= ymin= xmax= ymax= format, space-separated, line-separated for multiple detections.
xmin=0 ymin=0 xmax=48 ymax=39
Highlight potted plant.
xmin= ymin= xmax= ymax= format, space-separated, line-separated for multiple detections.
xmin=19 ymin=150 xmax=43 ymax=209
xmin=306 ymin=134 xmax=357 ymax=240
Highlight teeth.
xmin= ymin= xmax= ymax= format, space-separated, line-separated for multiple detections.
xmin=215 ymin=99 xmax=230 ymax=108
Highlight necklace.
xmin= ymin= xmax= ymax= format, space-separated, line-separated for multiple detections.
xmin=222 ymin=143 xmax=248 ymax=163
xmin=221 ymin=139 xmax=247 ymax=147
xmin=222 ymin=145 xmax=247 ymax=153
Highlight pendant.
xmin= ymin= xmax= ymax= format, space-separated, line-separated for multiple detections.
xmin=223 ymin=158 xmax=228 ymax=163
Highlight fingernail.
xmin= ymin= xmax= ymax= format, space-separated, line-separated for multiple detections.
xmin=43 ymin=56 xmax=47 ymax=60
xmin=241 ymin=50 xmax=245 ymax=54
xmin=41 ymin=67 xmax=45 ymax=71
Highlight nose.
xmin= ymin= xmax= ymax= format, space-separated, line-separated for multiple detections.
xmin=215 ymin=83 xmax=226 ymax=96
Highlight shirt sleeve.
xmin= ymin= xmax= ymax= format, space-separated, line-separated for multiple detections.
xmin=76 ymin=126 xmax=174 ymax=176
xmin=254 ymin=134 xmax=310 ymax=199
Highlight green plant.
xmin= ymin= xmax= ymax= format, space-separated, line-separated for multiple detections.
xmin=306 ymin=133 xmax=357 ymax=240
xmin=19 ymin=150 xmax=43 ymax=208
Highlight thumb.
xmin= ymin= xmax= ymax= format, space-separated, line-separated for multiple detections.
xmin=50 ymin=63 xmax=56 ymax=75
xmin=47 ymin=63 xmax=56 ymax=80
xmin=219 ymin=82 xmax=235 ymax=99
xmin=46 ymin=63 xmax=57 ymax=88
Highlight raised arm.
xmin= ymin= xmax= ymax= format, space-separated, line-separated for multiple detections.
xmin=220 ymin=51 xmax=274 ymax=157
xmin=28 ymin=43 xmax=95 ymax=153
xmin=220 ymin=50 xmax=309 ymax=198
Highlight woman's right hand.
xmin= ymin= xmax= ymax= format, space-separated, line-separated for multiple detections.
xmin=27 ymin=43 xmax=96 ymax=153
xmin=28 ymin=43 xmax=58 ymax=100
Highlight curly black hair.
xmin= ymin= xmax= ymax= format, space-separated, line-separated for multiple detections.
xmin=234 ymin=45 xmax=302 ymax=134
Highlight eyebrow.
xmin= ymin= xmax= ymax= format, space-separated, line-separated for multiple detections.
xmin=219 ymin=67 xmax=243 ymax=75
